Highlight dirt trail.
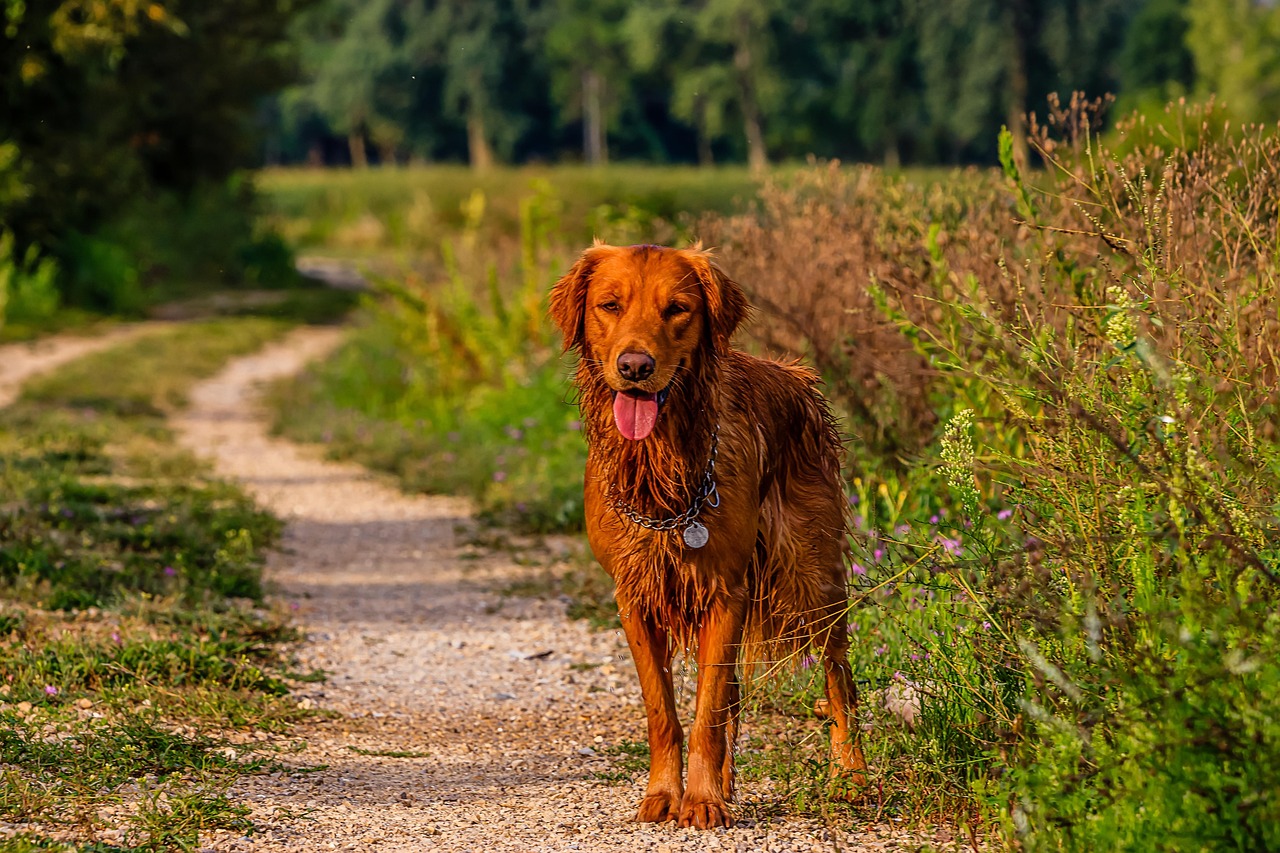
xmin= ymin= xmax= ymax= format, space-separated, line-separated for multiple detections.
xmin=0 ymin=324 xmax=164 ymax=407
xmin=172 ymin=326 xmax=935 ymax=853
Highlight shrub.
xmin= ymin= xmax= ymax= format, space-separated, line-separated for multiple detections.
xmin=703 ymin=96 xmax=1280 ymax=847
xmin=0 ymin=231 xmax=60 ymax=326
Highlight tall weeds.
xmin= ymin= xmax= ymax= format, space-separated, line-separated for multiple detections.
xmin=704 ymin=97 xmax=1280 ymax=848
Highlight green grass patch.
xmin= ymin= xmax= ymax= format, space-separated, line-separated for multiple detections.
xmin=0 ymin=315 xmax=323 ymax=849
xmin=258 ymin=163 xmax=760 ymax=260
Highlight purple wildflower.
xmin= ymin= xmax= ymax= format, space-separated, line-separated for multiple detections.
xmin=45 ymin=685 xmax=58 ymax=696
xmin=873 ymin=548 xmax=884 ymax=562
xmin=850 ymin=563 xmax=867 ymax=576
xmin=997 ymin=508 xmax=1013 ymax=521
xmin=163 ymin=566 xmax=177 ymax=577
xmin=492 ymin=471 xmax=507 ymax=483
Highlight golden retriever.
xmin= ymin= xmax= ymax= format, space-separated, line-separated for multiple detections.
xmin=550 ymin=243 xmax=866 ymax=829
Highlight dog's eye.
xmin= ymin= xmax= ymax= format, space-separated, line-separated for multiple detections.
xmin=663 ymin=302 xmax=690 ymax=318
xmin=599 ymin=301 xmax=621 ymax=314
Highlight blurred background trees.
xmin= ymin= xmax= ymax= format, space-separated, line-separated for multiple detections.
xmin=265 ymin=0 xmax=1166 ymax=168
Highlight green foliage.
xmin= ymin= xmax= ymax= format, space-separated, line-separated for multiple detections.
xmin=0 ymin=231 xmax=60 ymax=327
xmin=272 ymin=0 xmax=1150 ymax=168
xmin=271 ymin=186 xmax=588 ymax=532
xmin=1186 ymin=0 xmax=1280 ymax=122
xmin=1119 ymin=0 xmax=1194 ymax=100
xmin=1 ymin=0 xmax=308 ymax=312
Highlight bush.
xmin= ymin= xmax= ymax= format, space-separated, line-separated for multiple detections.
xmin=703 ymin=97 xmax=1280 ymax=846
xmin=0 ymin=231 xmax=61 ymax=326
xmin=58 ymin=178 xmax=303 ymax=315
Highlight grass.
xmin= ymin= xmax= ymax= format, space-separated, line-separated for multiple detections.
xmin=257 ymin=163 xmax=762 ymax=262
xmin=0 ymin=296 xmax=344 ymax=850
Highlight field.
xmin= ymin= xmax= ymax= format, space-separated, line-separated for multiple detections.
xmin=258 ymin=99 xmax=1280 ymax=849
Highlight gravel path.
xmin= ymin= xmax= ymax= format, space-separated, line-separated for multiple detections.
xmin=0 ymin=324 xmax=164 ymax=407
xmin=171 ymin=326 xmax=947 ymax=853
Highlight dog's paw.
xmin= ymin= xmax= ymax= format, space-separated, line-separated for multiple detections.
xmin=636 ymin=792 xmax=680 ymax=823
xmin=678 ymin=795 xmax=733 ymax=829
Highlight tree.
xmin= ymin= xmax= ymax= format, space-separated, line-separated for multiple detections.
xmin=1186 ymin=0 xmax=1280 ymax=122
xmin=778 ymin=0 xmax=923 ymax=166
xmin=541 ymin=0 xmax=631 ymax=165
xmin=2 ymin=0 xmax=308 ymax=248
xmin=1120 ymin=0 xmax=1195 ymax=100
xmin=914 ymin=0 xmax=1131 ymax=164
xmin=404 ymin=0 xmax=537 ymax=170
xmin=285 ymin=0 xmax=398 ymax=168
xmin=625 ymin=0 xmax=787 ymax=172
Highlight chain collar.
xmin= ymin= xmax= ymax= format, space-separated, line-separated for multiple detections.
xmin=606 ymin=426 xmax=720 ymax=535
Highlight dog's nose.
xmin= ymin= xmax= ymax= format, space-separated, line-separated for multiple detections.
xmin=617 ymin=351 xmax=655 ymax=381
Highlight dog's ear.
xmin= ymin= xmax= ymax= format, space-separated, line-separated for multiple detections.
xmin=683 ymin=247 xmax=748 ymax=356
xmin=549 ymin=244 xmax=612 ymax=353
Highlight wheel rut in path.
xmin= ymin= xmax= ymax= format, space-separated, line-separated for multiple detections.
xmin=173 ymin=325 xmax=937 ymax=853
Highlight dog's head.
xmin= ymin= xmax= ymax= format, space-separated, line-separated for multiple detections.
xmin=549 ymin=243 xmax=748 ymax=440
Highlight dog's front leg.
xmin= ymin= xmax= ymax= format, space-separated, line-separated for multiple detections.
xmin=621 ymin=610 xmax=683 ymax=822
xmin=680 ymin=591 xmax=747 ymax=829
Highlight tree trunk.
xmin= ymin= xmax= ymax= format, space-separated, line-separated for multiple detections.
xmin=743 ymin=107 xmax=767 ymax=173
xmin=1006 ymin=0 xmax=1032 ymax=171
xmin=733 ymin=16 xmax=767 ymax=173
xmin=583 ymin=69 xmax=607 ymax=165
xmin=467 ymin=110 xmax=494 ymax=172
xmin=883 ymin=139 xmax=901 ymax=170
xmin=696 ymin=98 xmax=714 ymax=167
xmin=348 ymin=132 xmax=368 ymax=169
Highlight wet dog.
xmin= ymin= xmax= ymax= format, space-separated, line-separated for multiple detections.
xmin=550 ymin=243 xmax=866 ymax=829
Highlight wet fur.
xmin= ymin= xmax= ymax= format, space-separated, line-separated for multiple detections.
xmin=550 ymin=243 xmax=866 ymax=829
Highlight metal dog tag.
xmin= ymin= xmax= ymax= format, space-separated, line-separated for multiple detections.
xmin=682 ymin=521 xmax=709 ymax=549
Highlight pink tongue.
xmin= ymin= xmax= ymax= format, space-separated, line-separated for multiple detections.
xmin=613 ymin=392 xmax=660 ymax=440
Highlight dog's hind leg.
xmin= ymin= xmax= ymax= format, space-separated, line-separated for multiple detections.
xmin=621 ymin=611 xmax=683 ymax=822
xmin=820 ymin=605 xmax=868 ymax=791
